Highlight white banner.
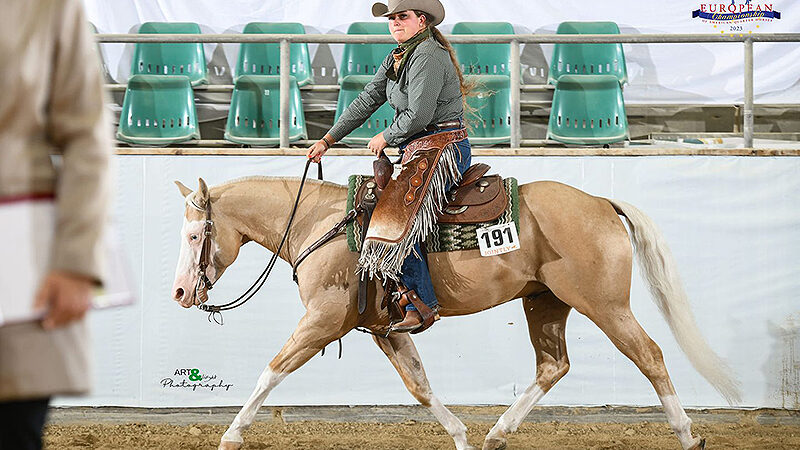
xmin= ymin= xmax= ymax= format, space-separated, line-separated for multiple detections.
xmin=84 ymin=0 xmax=800 ymax=104
xmin=57 ymin=155 xmax=800 ymax=409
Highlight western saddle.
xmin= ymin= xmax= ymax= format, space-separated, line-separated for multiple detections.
xmin=354 ymin=162 xmax=508 ymax=226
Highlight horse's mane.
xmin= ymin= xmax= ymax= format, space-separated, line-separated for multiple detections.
xmin=213 ymin=175 xmax=344 ymax=190
xmin=183 ymin=175 xmax=347 ymax=210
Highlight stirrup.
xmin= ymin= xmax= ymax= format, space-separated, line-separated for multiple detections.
xmin=391 ymin=310 xmax=441 ymax=334
xmin=390 ymin=289 xmax=438 ymax=333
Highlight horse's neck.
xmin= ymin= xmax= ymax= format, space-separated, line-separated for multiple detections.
xmin=217 ymin=177 xmax=347 ymax=260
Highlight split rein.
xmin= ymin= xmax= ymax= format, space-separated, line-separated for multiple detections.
xmin=194 ymin=158 xmax=389 ymax=344
xmin=196 ymin=159 xmax=323 ymax=324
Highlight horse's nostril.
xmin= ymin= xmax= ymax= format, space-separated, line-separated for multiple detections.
xmin=174 ymin=288 xmax=185 ymax=300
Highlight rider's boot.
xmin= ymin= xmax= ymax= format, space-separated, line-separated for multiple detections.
xmin=391 ymin=309 xmax=424 ymax=333
xmin=390 ymin=289 xmax=439 ymax=333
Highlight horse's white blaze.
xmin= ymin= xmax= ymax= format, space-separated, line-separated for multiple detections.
xmin=222 ymin=368 xmax=287 ymax=443
xmin=175 ymin=219 xmax=203 ymax=277
xmin=659 ymin=394 xmax=697 ymax=449
xmin=489 ymin=383 xmax=545 ymax=437
xmin=173 ymin=219 xmax=218 ymax=304
xmin=428 ymin=397 xmax=470 ymax=450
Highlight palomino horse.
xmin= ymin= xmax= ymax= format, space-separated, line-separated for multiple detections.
xmin=171 ymin=175 xmax=740 ymax=450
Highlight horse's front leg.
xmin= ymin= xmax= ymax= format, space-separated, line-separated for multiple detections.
xmin=373 ymin=333 xmax=475 ymax=450
xmin=219 ymin=310 xmax=347 ymax=450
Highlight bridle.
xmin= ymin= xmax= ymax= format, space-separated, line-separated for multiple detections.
xmin=192 ymin=159 xmax=322 ymax=324
xmin=193 ymin=198 xmax=215 ymax=304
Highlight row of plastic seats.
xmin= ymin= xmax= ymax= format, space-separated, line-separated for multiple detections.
xmin=119 ymin=22 xmax=310 ymax=145
xmin=129 ymin=22 xmax=520 ymax=85
xmin=129 ymin=22 xmax=314 ymax=85
xmin=117 ymin=21 xmax=517 ymax=146
xmin=547 ymin=22 xmax=629 ymax=145
xmin=125 ymin=21 xmax=629 ymax=86
xmin=116 ymin=72 xmax=513 ymax=147
xmin=116 ymin=21 xmax=630 ymax=146
xmin=117 ymin=74 xmax=306 ymax=146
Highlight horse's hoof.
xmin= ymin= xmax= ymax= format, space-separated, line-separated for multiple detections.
xmin=218 ymin=441 xmax=242 ymax=450
xmin=482 ymin=437 xmax=507 ymax=450
xmin=688 ymin=438 xmax=706 ymax=450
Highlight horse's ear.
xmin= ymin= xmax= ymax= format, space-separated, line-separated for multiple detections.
xmin=198 ymin=178 xmax=210 ymax=203
xmin=175 ymin=180 xmax=193 ymax=198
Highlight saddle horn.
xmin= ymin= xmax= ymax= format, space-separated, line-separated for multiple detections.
xmin=373 ymin=151 xmax=393 ymax=190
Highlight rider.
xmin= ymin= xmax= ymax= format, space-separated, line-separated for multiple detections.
xmin=307 ymin=0 xmax=473 ymax=333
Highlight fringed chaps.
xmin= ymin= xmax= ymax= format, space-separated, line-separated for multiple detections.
xmin=358 ymin=129 xmax=466 ymax=281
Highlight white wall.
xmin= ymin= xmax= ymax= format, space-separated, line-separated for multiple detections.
xmin=58 ymin=155 xmax=800 ymax=409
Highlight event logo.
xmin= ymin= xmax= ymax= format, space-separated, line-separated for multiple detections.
xmin=693 ymin=1 xmax=782 ymax=33
xmin=161 ymin=368 xmax=234 ymax=392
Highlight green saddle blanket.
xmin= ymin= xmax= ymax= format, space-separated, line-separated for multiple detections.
xmin=346 ymin=175 xmax=519 ymax=253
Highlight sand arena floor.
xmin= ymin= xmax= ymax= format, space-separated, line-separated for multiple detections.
xmin=43 ymin=405 xmax=800 ymax=449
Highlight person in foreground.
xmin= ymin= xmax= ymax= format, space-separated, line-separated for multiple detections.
xmin=0 ymin=0 xmax=113 ymax=448
xmin=307 ymin=0 xmax=472 ymax=333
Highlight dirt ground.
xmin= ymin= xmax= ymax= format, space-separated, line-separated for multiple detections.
xmin=43 ymin=406 xmax=800 ymax=449
xmin=42 ymin=421 xmax=800 ymax=450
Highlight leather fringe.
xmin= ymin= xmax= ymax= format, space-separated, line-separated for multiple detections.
xmin=357 ymin=144 xmax=462 ymax=280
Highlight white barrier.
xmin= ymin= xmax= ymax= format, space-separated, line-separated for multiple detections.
xmin=58 ymin=155 xmax=800 ymax=409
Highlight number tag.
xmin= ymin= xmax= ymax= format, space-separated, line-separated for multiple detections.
xmin=476 ymin=222 xmax=520 ymax=257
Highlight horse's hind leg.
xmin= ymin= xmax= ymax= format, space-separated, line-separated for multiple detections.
xmin=591 ymin=307 xmax=705 ymax=450
xmin=373 ymin=333 xmax=474 ymax=450
xmin=483 ymin=292 xmax=572 ymax=450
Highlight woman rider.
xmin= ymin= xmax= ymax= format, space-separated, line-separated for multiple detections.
xmin=307 ymin=0 xmax=472 ymax=333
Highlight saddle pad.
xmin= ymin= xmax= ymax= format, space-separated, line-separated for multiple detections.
xmin=346 ymin=175 xmax=519 ymax=253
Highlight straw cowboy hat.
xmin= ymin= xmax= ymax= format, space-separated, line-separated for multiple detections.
xmin=372 ymin=0 xmax=446 ymax=27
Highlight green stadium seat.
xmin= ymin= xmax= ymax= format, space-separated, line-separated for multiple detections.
xmin=548 ymin=21 xmax=627 ymax=86
xmin=451 ymin=22 xmax=515 ymax=76
xmin=338 ymin=22 xmax=396 ymax=81
xmin=547 ymin=74 xmax=628 ymax=145
xmin=333 ymin=75 xmax=395 ymax=146
xmin=117 ymin=75 xmax=200 ymax=145
xmin=465 ymin=75 xmax=511 ymax=146
xmin=235 ymin=22 xmax=313 ymax=86
xmin=334 ymin=22 xmax=395 ymax=145
xmin=224 ymin=75 xmax=307 ymax=146
xmin=131 ymin=22 xmax=207 ymax=86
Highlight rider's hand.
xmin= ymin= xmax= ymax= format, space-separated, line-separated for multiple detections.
xmin=33 ymin=271 xmax=94 ymax=330
xmin=368 ymin=132 xmax=388 ymax=156
xmin=307 ymin=140 xmax=328 ymax=163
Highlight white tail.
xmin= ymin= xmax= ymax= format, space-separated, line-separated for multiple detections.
xmin=608 ymin=199 xmax=742 ymax=405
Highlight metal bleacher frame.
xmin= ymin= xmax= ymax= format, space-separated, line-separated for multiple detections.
xmin=99 ymin=32 xmax=800 ymax=156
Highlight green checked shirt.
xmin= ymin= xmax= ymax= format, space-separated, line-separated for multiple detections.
xmin=328 ymin=36 xmax=464 ymax=146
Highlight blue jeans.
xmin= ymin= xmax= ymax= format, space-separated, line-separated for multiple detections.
xmin=398 ymin=129 xmax=472 ymax=311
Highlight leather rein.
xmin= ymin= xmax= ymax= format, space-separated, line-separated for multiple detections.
xmin=195 ymin=159 xmax=323 ymax=324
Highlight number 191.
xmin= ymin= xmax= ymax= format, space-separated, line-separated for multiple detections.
xmin=481 ymin=227 xmax=514 ymax=247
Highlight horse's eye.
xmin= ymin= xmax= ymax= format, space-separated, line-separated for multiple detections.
xmin=190 ymin=234 xmax=199 ymax=241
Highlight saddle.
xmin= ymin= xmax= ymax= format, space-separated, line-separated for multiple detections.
xmin=354 ymin=163 xmax=508 ymax=227
xmin=351 ymin=162 xmax=509 ymax=328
